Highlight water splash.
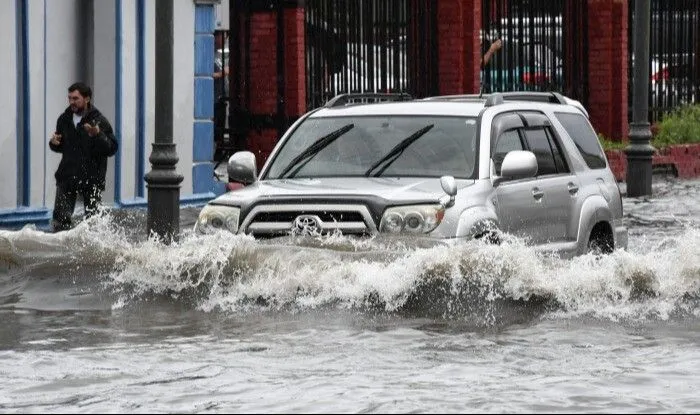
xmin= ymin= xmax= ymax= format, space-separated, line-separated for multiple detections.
xmin=1 ymin=210 xmax=699 ymax=323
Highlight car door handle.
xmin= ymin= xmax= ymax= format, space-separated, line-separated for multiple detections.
xmin=532 ymin=187 xmax=544 ymax=200
xmin=567 ymin=182 xmax=579 ymax=195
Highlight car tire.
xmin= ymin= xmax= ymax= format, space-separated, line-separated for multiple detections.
xmin=473 ymin=222 xmax=502 ymax=245
xmin=587 ymin=234 xmax=613 ymax=255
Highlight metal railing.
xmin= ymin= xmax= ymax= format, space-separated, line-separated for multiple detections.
xmin=480 ymin=0 xmax=589 ymax=108
xmin=304 ymin=0 xmax=438 ymax=110
xmin=629 ymin=0 xmax=700 ymax=123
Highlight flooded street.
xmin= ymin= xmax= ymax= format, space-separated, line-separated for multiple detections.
xmin=1 ymin=177 xmax=698 ymax=413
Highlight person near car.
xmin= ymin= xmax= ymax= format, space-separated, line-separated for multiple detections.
xmin=48 ymin=82 xmax=118 ymax=232
xmin=481 ymin=38 xmax=502 ymax=69
xmin=477 ymin=38 xmax=503 ymax=94
xmin=213 ymin=55 xmax=229 ymax=100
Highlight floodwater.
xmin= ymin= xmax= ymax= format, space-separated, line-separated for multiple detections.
xmin=0 ymin=177 xmax=698 ymax=413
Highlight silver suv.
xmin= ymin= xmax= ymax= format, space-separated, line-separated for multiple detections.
xmin=196 ymin=92 xmax=628 ymax=258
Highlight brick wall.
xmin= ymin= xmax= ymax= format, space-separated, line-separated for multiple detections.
xmin=284 ymin=8 xmax=306 ymax=118
xmin=437 ymin=0 xmax=481 ymax=95
xmin=607 ymin=144 xmax=700 ymax=182
xmin=245 ymin=6 xmax=305 ymax=171
xmin=587 ymin=0 xmax=629 ymax=141
xmin=248 ymin=13 xmax=277 ymax=117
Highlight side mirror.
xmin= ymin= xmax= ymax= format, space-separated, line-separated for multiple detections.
xmin=227 ymin=151 xmax=258 ymax=185
xmin=440 ymin=175 xmax=457 ymax=208
xmin=499 ymin=150 xmax=538 ymax=181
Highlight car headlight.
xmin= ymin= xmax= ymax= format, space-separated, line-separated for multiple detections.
xmin=379 ymin=204 xmax=444 ymax=234
xmin=194 ymin=204 xmax=240 ymax=234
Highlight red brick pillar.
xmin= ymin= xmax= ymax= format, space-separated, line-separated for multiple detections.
xmin=284 ymin=7 xmax=306 ymax=121
xmin=247 ymin=5 xmax=306 ymax=170
xmin=247 ymin=10 xmax=278 ymax=169
xmin=587 ymin=0 xmax=629 ymax=141
xmin=437 ymin=0 xmax=481 ymax=95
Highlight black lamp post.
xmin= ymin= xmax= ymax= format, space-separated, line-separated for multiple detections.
xmin=145 ymin=0 xmax=183 ymax=243
xmin=625 ymin=0 xmax=655 ymax=197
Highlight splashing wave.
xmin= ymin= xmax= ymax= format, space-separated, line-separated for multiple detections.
xmin=1 ymin=211 xmax=698 ymax=322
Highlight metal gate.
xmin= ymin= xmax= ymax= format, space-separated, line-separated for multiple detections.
xmin=629 ymin=0 xmax=700 ymax=123
xmin=480 ymin=0 xmax=589 ymax=106
xmin=305 ymin=0 xmax=439 ymax=110
xmin=214 ymin=0 xmax=438 ymax=162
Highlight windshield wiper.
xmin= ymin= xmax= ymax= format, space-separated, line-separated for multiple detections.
xmin=364 ymin=124 xmax=434 ymax=177
xmin=278 ymin=123 xmax=355 ymax=178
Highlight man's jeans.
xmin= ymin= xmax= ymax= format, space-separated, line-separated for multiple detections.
xmin=51 ymin=183 xmax=103 ymax=232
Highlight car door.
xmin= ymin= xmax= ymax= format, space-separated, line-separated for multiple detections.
xmin=491 ymin=115 xmax=547 ymax=243
xmin=519 ymin=112 xmax=580 ymax=245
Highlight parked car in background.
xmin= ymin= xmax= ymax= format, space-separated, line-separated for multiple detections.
xmin=650 ymin=53 xmax=698 ymax=106
xmin=197 ymin=91 xmax=627 ymax=259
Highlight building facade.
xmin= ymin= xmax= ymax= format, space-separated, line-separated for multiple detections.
xmin=0 ymin=0 xmax=225 ymax=230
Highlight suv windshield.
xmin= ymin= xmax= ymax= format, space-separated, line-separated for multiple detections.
xmin=265 ymin=115 xmax=479 ymax=179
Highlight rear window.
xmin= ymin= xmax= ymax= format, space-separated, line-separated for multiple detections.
xmin=554 ymin=112 xmax=607 ymax=169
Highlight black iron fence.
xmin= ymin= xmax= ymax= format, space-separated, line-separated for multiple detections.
xmin=629 ymin=0 xmax=700 ymax=124
xmin=305 ymin=0 xmax=438 ymax=110
xmin=214 ymin=0 xmax=439 ymax=163
xmin=212 ymin=0 xmax=699 ymax=161
xmin=480 ymin=0 xmax=589 ymax=107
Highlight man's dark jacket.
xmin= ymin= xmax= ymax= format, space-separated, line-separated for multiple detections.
xmin=48 ymin=105 xmax=118 ymax=189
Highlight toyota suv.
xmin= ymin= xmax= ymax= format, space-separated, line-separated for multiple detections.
xmin=196 ymin=91 xmax=628 ymax=258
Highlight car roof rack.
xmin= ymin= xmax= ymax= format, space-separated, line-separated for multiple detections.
xmin=324 ymin=93 xmax=413 ymax=108
xmin=421 ymin=94 xmax=487 ymax=102
xmin=424 ymin=92 xmax=568 ymax=106
xmin=484 ymin=91 xmax=568 ymax=106
xmin=421 ymin=91 xmax=588 ymax=118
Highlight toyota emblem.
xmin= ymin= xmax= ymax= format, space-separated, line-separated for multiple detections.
xmin=292 ymin=215 xmax=321 ymax=235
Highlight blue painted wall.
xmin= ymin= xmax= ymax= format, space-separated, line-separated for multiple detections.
xmin=193 ymin=3 xmax=226 ymax=197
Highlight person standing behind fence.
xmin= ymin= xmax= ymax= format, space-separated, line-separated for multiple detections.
xmin=48 ymin=82 xmax=118 ymax=232
xmin=482 ymin=38 xmax=502 ymax=69
xmin=479 ymin=37 xmax=503 ymax=92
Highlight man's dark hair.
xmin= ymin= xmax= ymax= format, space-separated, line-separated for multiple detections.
xmin=68 ymin=82 xmax=92 ymax=98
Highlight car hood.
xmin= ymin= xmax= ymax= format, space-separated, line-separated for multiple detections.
xmin=212 ymin=177 xmax=475 ymax=205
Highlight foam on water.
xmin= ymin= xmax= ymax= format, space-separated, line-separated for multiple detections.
xmin=1 ymin=210 xmax=698 ymax=322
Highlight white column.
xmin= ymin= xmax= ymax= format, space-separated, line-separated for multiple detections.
xmin=173 ymin=0 xmax=196 ymax=195
xmin=0 ymin=1 xmax=18 ymax=209
xmin=120 ymin=0 xmax=138 ymax=201
xmin=92 ymin=0 xmax=118 ymax=204
xmin=144 ymin=0 xmax=156 ymax=196
xmin=37 ymin=0 xmax=84 ymax=207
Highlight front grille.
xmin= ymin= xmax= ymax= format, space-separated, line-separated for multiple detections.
xmin=252 ymin=211 xmax=365 ymax=223
xmin=241 ymin=204 xmax=377 ymax=237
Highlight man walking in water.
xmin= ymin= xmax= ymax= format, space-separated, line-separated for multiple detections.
xmin=48 ymin=82 xmax=118 ymax=232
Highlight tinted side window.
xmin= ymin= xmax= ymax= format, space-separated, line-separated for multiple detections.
xmin=493 ymin=129 xmax=524 ymax=175
xmin=523 ymin=128 xmax=557 ymax=175
xmin=546 ymin=128 xmax=569 ymax=173
xmin=554 ymin=112 xmax=607 ymax=169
